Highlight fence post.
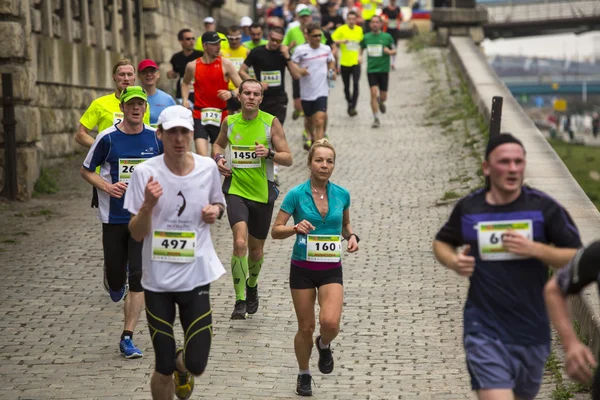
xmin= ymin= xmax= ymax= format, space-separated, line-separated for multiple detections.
xmin=489 ymin=96 xmax=503 ymax=138
xmin=2 ymin=73 xmax=18 ymax=200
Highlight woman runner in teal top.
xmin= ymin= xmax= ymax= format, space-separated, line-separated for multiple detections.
xmin=272 ymin=139 xmax=359 ymax=397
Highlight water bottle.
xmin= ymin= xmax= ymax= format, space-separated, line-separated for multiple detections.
xmin=328 ymin=69 xmax=335 ymax=89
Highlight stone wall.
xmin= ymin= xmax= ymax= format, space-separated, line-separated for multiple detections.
xmin=0 ymin=0 xmax=250 ymax=200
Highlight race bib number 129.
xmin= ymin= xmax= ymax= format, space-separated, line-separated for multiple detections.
xmin=201 ymin=108 xmax=222 ymax=127
xmin=477 ymin=219 xmax=533 ymax=261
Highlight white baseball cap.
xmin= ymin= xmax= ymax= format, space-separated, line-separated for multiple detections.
xmin=240 ymin=16 xmax=253 ymax=27
xmin=295 ymin=3 xmax=308 ymax=13
xmin=157 ymin=105 xmax=194 ymax=131
xmin=203 ymin=16 xmax=215 ymax=24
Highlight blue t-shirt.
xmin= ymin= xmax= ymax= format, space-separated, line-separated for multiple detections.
xmin=147 ymin=89 xmax=176 ymax=126
xmin=280 ymin=180 xmax=351 ymax=262
xmin=435 ymin=186 xmax=581 ymax=345
xmin=83 ymin=124 xmax=163 ymax=224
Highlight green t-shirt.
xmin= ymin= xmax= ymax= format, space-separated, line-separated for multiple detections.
xmin=283 ymin=26 xmax=327 ymax=54
xmin=243 ymin=39 xmax=268 ymax=50
xmin=361 ymin=32 xmax=395 ymax=73
xmin=224 ymin=110 xmax=275 ymax=203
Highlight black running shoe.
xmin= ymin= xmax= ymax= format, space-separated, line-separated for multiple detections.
xmin=230 ymin=300 xmax=247 ymax=320
xmin=378 ymin=98 xmax=387 ymax=114
xmin=315 ymin=335 xmax=334 ymax=374
xmin=246 ymin=281 xmax=259 ymax=315
xmin=295 ymin=374 xmax=312 ymax=396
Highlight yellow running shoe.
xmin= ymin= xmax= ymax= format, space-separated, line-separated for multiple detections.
xmin=174 ymin=348 xmax=194 ymax=399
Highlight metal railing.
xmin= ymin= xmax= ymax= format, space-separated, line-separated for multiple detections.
xmin=478 ymin=0 xmax=600 ymax=23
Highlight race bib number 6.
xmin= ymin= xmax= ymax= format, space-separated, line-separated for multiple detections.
xmin=306 ymin=235 xmax=342 ymax=262
xmin=477 ymin=219 xmax=533 ymax=261
xmin=152 ymin=230 xmax=196 ymax=263
xmin=201 ymin=108 xmax=222 ymax=127
xmin=231 ymin=145 xmax=261 ymax=169
xmin=119 ymin=158 xmax=145 ymax=183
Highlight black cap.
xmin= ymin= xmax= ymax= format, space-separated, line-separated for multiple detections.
xmin=202 ymin=31 xmax=224 ymax=44
xmin=485 ymin=133 xmax=524 ymax=160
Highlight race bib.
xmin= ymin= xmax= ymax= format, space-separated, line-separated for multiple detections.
xmin=346 ymin=41 xmax=361 ymax=51
xmin=367 ymin=44 xmax=383 ymax=57
xmin=306 ymin=235 xmax=342 ymax=262
xmin=152 ymin=230 xmax=196 ymax=263
xmin=201 ymin=108 xmax=222 ymax=127
xmin=113 ymin=112 xmax=124 ymax=124
xmin=261 ymin=70 xmax=282 ymax=87
xmin=388 ymin=20 xmax=398 ymax=29
xmin=118 ymin=158 xmax=145 ymax=183
xmin=229 ymin=57 xmax=245 ymax=70
xmin=248 ymin=66 xmax=257 ymax=79
xmin=477 ymin=219 xmax=533 ymax=261
xmin=231 ymin=145 xmax=261 ymax=169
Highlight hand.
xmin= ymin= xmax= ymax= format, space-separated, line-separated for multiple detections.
xmin=143 ymin=176 xmax=162 ymax=207
xmin=280 ymin=45 xmax=290 ymax=59
xmin=294 ymin=219 xmax=315 ymax=235
xmin=358 ymin=54 xmax=363 ymax=64
xmin=167 ymin=70 xmax=179 ymax=80
xmin=182 ymin=99 xmax=191 ymax=109
xmin=299 ymin=68 xmax=309 ymax=77
xmin=254 ymin=141 xmax=269 ymax=158
xmin=106 ymin=181 xmax=128 ymax=199
xmin=260 ymin=81 xmax=270 ymax=91
xmin=452 ymin=245 xmax=475 ymax=277
xmin=383 ymin=47 xmax=391 ymax=55
xmin=289 ymin=40 xmax=297 ymax=50
xmin=217 ymin=90 xmax=232 ymax=101
xmin=331 ymin=71 xmax=337 ymax=80
xmin=347 ymin=236 xmax=359 ymax=253
xmin=501 ymin=230 xmax=536 ymax=257
xmin=565 ymin=340 xmax=597 ymax=384
xmin=202 ymin=204 xmax=221 ymax=224
xmin=217 ymin=158 xmax=232 ymax=177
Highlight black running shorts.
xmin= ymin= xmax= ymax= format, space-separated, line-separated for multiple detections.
xmin=367 ymin=72 xmax=389 ymax=92
xmin=261 ymin=94 xmax=288 ymax=125
xmin=193 ymin=118 xmax=220 ymax=144
xmin=301 ymin=96 xmax=328 ymax=118
xmin=289 ymin=264 xmax=343 ymax=289
xmin=102 ymin=223 xmax=143 ymax=292
xmin=145 ymin=284 xmax=212 ymax=376
xmin=224 ymin=187 xmax=278 ymax=240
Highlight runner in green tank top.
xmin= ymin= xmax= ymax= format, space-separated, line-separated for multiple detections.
xmin=213 ymin=79 xmax=293 ymax=320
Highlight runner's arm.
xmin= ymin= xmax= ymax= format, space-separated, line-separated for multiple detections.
xmin=270 ymin=119 xmax=293 ymax=166
xmin=224 ymin=58 xmax=243 ymax=88
xmin=75 ymin=124 xmax=95 ymax=148
xmin=80 ymin=167 xmax=111 ymax=193
xmin=342 ymin=208 xmax=355 ymax=239
xmin=534 ymin=244 xmax=578 ymax=270
xmin=545 ymin=276 xmax=580 ymax=352
xmin=181 ymin=61 xmax=195 ymax=107
xmin=239 ymin=63 xmax=252 ymax=81
xmin=213 ymin=117 xmax=229 ymax=156
xmin=271 ymin=210 xmax=296 ymax=239
xmin=129 ymin=206 xmax=154 ymax=242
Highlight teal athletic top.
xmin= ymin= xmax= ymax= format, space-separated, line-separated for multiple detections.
xmin=280 ymin=179 xmax=351 ymax=268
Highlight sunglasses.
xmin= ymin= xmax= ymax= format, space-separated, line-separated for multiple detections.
xmin=227 ymin=35 xmax=242 ymax=40
xmin=309 ymin=34 xmax=322 ymax=38
xmin=269 ymin=37 xmax=283 ymax=43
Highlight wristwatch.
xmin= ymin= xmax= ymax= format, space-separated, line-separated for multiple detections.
xmin=216 ymin=205 xmax=225 ymax=220
xmin=348 ymin=233 xmax=360 ymax=243
xmin=267 ymin=148 xmax=276 ymax=159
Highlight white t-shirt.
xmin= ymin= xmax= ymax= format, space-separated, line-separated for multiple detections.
xmin=123 ymin=153 xmax=226 ymax=292
xmin=291 ymin=43 xmax=334 ymax=101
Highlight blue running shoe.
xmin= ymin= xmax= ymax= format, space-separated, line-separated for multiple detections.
xmin=109 ymin=284 xmax=127 ymax=302
xmin=120 ymin=336 xmax=143 ymax=359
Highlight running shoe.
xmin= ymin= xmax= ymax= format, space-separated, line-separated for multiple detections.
xmin=109 ymin=284 xmax=128 ymax=302
xmin=119 ymin=336 xmax=143 ymax=359
xmin=349 ymin=108 xmax=358 ymax=117
xmin=303 ymin=139 xmax=312 ymax=151
xmin=246 ymin=281 xmax=259 ymax=315
xmin=315 ymin=335 xmax=334 ymax=374
xmin=292 ymin=110 xmax=303 ymax=120
xmin=378 ymin=98 xmax=387 ymax=114
xmin=230 ymin=300 xmax=247 ymax=320
xmin=372 ymin=118 xmax=381 ymax=128
xmin=174 ymin=348 xmax=195 ymax=400
xmin=295 ymin=374 xmax=313 ymax=396
xmin=302 ymin=130 xmax=309 ymax=141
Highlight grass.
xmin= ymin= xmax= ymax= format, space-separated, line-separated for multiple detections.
xmin=548 ymin=139 xmax=600 ymax=211
xmin=33 ymin=168 xmax=59 ymax=196
xmin=441 ymin=190 xmax=461 ymax=200
xmin=406 ymin=32 xmax=436 ymax=53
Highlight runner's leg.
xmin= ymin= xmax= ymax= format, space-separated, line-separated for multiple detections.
xmin=291 ymin=288 xmax=317 ymax=370
xmin=351 ymin=64 xmax=361 ymax=110
xmin=124 ymin=233 xmax=144 ymax=335
xmin=317 ymin=283 xmax=343 ymax=346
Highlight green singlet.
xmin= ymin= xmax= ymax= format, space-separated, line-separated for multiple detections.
xmin=361 ymin=31 xmax=395 ymax=73
xmin=223 ymin=110 xmax=275 ymax=204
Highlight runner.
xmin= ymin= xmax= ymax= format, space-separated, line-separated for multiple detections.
xmin=168 ymin=29 xmax=203 ymax=107
xmin=242 ymin=23 xmax=268 ymax=50
xmin=80 ymin=86 xmax=163 ymax=360
xmin=544 ymin=241 xmax=599 ymax=396
xmin=433 ymin=133 xmax=582 ymax=400
xmin=222 ymin=25 xmax=250 ymax=115
xmin=76 ymin=59 xmax=150 ymax=148
xmin=212 ymin=79 xmax=293 ymax=319
xmin=138 ymin=59 xmax=176 ymax=127
xmin=332 ymin=11 xmax=363 ymax=117
xmin=291 ymin=23 xmax=336 ymax=148
xmin=360 ymin=16 xmax=396 ymax=128
xmin=195 ymin=16 xmax=229 ymax=52
xmin=360 ymin=0 xmax=382 ymax=33
xmin=125 ymin=105 xmax=226 ymax=400
xmin=381 ymin=0 xmax=402 ymax=69
xmin=271 ymin=139 xmax=359 ymax=396
xmin=240 ymin=16 xmax=253 ymax=43
xmin=181 ymin=31 xmax=243 ymax=157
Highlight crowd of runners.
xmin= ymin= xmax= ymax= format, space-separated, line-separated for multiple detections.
xmin=74 ymin=1 xmax=600 ymax=399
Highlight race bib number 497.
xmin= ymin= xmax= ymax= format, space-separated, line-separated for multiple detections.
xmin=152 ymin=230 xmax=196 ymax=263
xmin=477 ymin=219 xmax=533 ymax=261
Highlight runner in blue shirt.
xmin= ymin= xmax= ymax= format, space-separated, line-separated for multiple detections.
xmin=433 ymin=133 xmax=581 ymax=400
xmin=81 ymin=86 xmax=163 ymax=360
xmin=271 ymin=139 xmax=360 ymax=397
xmin=138 ymin=59 xmax=176 ymax=126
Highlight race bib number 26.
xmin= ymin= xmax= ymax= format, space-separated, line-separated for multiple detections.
xmin=118 ymin=158 xmax=145 ymax=183
xmin=477 ymin=219 xmax=533 ymax=261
